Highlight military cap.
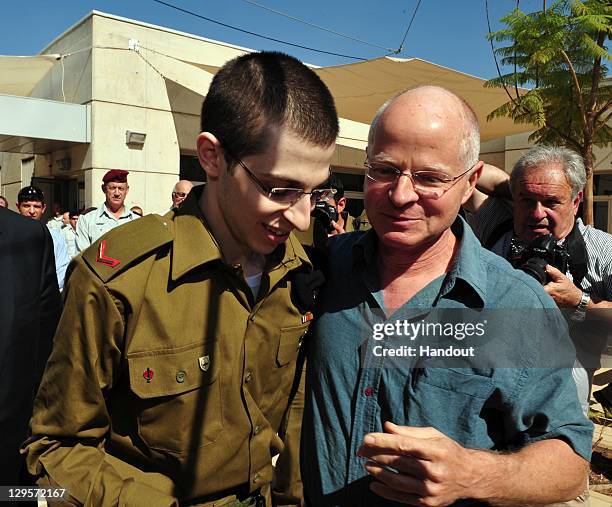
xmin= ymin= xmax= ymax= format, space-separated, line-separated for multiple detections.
xmin=102 ymin=169 xmax=129 ymax=184
xmin=17 ymin=185 xmax=45 ymax=203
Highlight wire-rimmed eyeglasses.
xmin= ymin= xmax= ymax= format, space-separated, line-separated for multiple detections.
xmin=224 ymin=145 xmax=335 ymax=206
xmin=364 ymin=160 xmax=477 ymax=199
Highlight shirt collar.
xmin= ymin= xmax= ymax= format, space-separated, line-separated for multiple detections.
xmin=440 ymin=216 xmax=486 ymax=307
xmin=99 ymin=204 xmax=132 ymax=220
xmin=170 ymin=186 xmax=310 ymax=281
xmin=351 ymin=216 xmax=486 ymax=307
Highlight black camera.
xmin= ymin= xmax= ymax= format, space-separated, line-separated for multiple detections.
xmin=509 ymin=234 xmax=569 ymax=284
xmin=311 ymin=200 xmax=338 ymax=234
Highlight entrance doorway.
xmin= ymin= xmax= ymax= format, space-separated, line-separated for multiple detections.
xmin=31 ymin=177 xmax=78 ymax=224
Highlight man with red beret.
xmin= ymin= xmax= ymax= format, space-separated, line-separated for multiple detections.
xmin=76 ymin=169 xmax=139 ymax=252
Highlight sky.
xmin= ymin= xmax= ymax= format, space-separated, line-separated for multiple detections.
xmin=0 ymin=0 xmax=547 ymax=79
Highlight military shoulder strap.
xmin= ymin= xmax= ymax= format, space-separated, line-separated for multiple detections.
xmin=82 ymin=214 xmax=174 ymax=282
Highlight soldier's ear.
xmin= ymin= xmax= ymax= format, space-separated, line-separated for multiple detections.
xmin=197 ymin=132 xmax=224 ymax=180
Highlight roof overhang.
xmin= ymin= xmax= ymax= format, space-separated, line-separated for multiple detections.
xmin=0 ymin=55 xmax=60 ymax=96
xmin=0 ymin=94 xmax=91 ymax=154
xmin=313 ymin=56 xmax=532 ymax=142
xmin=166 ymin=55 xmax=532 ymax=151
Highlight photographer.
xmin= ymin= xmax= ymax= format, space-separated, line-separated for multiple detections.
xmin=310 ymin=174 xmax=354 ymax=236
xmin=465 ymin=146 xmax=612 ymax=415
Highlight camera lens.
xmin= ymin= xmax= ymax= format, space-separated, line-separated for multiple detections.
xmin=519 ymin=257 xmax=548 ymax=285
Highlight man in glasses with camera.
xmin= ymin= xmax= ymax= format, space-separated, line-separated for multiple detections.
xmin=24 ymin=51 xmax=338 ymax=507
xmin=465 ymin=147 xmax=612 ymax=418
xmin=302 ymin=86 xmax=591 ymax=506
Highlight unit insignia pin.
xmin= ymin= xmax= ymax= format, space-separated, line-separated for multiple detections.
xmin=198 ymin=356 xmax=210 ymax=372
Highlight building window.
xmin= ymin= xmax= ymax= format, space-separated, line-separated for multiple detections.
xmin=594 ymin=174 xmax=612 ymax=196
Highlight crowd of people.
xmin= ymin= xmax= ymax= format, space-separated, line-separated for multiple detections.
xmin=0 ymin=50 xmax=611 ymax=507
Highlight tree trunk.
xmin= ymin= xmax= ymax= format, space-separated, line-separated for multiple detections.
xmin=582 ymin=144 xmax=594 ymax=226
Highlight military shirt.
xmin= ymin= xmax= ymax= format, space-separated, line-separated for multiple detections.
xmin=75 ymin=204 xmax=138 ymax=253
xmin=25 ymin=188 xmax=314 ymax=506
xmin=46 ymin=216 xmax=64 ymax=230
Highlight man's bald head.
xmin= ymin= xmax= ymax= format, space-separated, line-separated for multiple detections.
xmin=368 ymin=86 xmax=480 ymax=169
xmin=172 ymin=180 xmax=194 ymax=208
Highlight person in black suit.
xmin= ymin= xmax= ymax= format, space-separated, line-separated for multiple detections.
xmin=0 ymin=206 xmax=61 ymax=485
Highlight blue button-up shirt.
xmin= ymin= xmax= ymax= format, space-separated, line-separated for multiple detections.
xmin=302 ymin=218 xmax=592 ymax=507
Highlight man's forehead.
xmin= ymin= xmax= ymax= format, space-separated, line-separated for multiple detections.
xmin=19 ymin=200 xmax=44 ymax=206
xmin=516 ymin=166 xmax=572 ymax=192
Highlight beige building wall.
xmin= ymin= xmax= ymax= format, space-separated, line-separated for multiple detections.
xmin=0 ymin=12 xmax=250 ymax=215
xmin=481 ymin=131 xmax=612 ymax=174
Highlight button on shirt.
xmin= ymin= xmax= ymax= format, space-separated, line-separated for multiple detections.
xmin=75 ymin=205 xmax=138 ymax=253
xmin=302 ymin=218 xmax=593 ymax=507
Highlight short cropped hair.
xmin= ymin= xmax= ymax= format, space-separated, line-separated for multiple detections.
xmin=510 ymin=146 xmax=586 ymax=199
xmin=367 ymin=86 xmax=480 ymax=169
xmin=201 ymin=51 xmax=338 ymax=163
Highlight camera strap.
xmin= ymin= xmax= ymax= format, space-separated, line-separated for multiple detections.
xmin=564 ymin=221 xmax=588 ymax=287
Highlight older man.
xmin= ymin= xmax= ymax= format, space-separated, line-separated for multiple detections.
xmin=171 ymin=179 xmax=194 ymax=210
xmin=76 ymin=169 xmax=139 ymax=252
xmin=465 ymin=147 xmax=612 ymax=417
xmin=302 ymin=87 xmax=591 ymax=506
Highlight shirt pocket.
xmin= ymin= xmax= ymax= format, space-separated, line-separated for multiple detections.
xmin=410 ymin=368 xmax=496 ymax=448
xmin=276 ymin=323 xmax=309 ymax=367
xmin=127 ymin=340 xmax=222 ymax=455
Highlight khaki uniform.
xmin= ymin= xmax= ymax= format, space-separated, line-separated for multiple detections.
xmin=24 ymin=190 xmax=312 ymax=506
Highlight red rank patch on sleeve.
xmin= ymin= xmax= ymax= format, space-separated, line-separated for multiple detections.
xmin=96 ymin=240 xmax=121 ymax=268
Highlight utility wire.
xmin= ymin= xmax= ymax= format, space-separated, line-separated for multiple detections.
xmin=238 ymin=0 xmax=396 ymax=53
xmin=152 ymin=0 xmax=369 ymax=60
xmin=397 ymin=0 xmax=423 ymax=53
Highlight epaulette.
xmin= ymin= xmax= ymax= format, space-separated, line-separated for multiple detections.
xmin=82 ymin=214 xmax=174 ymax=283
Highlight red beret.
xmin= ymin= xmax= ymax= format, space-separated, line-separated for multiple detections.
xmin=102 ymin=169 xmax=129 ymax=184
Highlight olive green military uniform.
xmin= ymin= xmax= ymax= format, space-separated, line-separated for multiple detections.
xmin=24 ymin=189 xmax=311 ymax=506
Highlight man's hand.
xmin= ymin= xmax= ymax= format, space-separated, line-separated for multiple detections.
xmin=544 ymin=265 xmax=583 ymax=308
xmin=328 ymin=220 xmax=345 ymax=237
xmin=357 ymin=422 xmax=483 ymax=506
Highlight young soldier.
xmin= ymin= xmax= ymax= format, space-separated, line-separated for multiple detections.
xmin=24 ymin=51 xmax=338 ymax=506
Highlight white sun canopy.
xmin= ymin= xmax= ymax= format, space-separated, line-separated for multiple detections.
xmin=0 ymin=55 xmax=60 ymax=96
xmin=313 ymin=56 xmax=532 ymax=142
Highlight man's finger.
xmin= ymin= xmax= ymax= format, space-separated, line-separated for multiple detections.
xmin=360 ymin=433 xmax=439 ymax=461
xmin=359 ymin=452 xmax=428 ymax=479
xmin=545 ymin=264 xmax=564 ymax=281
xmin=384 ymin=422 xmax=442 ymax=438
xmin=364 ymin=461 xmax=426 ymax=495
